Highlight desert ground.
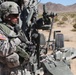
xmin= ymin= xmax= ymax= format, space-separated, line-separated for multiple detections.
xmin=39 ymin=12 xmax=76 ymax=75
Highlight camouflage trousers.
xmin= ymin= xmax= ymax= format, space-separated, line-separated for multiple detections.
xmin=0 ymin=64 xmax=9 ymax=75
xmin=0 ymin=63 xmax=18 ymax=75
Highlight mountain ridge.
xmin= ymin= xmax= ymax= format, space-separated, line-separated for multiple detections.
xmin=38 ymin=2 xmax=76 ymax=14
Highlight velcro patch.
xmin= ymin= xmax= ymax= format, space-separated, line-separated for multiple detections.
xmin=0 ymin=34 xmax=6 ymax=40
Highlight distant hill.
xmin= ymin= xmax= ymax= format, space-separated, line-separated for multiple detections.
xmin=38 ymin=2 xmax=76 ymax=14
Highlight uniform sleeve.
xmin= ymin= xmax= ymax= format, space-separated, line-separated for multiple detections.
xmin=0 ymin=30 xmax=16 ymax=57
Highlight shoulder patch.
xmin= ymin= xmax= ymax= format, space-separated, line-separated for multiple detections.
xmin=0 ymin=34 xmax=6 ymax=40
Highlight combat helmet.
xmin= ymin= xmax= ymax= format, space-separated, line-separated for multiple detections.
xmin=0 ymin=1 xmax=20 ymax=20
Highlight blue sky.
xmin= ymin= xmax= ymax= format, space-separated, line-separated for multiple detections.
xmin=39 ymin=0 xmax=76 ymax=6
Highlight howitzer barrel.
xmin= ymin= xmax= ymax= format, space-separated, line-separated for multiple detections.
xmin=43 ymin=4 xmax=47 ymax=14
xmin=26 ymin=8 xmax=34 ymax=27
xmin=42 ymin=4 xmax=57 ymax=51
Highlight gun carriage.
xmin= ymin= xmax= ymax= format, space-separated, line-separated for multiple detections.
xmin=0 ymin=0 xmax=76 ymax=75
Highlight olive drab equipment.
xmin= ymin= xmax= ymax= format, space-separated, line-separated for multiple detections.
xmin=0 ymin=23 xmax=17 ymax=37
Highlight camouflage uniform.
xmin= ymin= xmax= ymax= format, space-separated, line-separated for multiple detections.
xmin=0 ymin=1 xmax=29 ymax=75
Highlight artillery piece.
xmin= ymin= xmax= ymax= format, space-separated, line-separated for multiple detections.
xmin=38 ymin=4 xmax=76 ymax=75
xmin=0 ymin=0 xmax=76 ymax=75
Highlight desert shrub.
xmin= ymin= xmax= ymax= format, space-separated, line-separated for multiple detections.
xmin=54 ymin=17 xmax=59 ymax=22
xmin=72 ymin=18 xmax=76 ymax=23
xmin=73 ymin=23 xmax=76 ymax=29
xmin=57 ymin=21 xmax=65 ymax=25
xmin=62 ymin=16 xmax=68 ymax=21
xmin=71 ymin=29 xmax=76 ymax=31
xmin=71 ymin=23 xmax=76 ymax=31
xmin=70 ymin=14 xmax=76 ymax=18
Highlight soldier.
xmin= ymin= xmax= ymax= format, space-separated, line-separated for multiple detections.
xmin=0 ymin=1 xmax=30 ymax=75
xmin=1 ymin=0 xmax=29 ymax=9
